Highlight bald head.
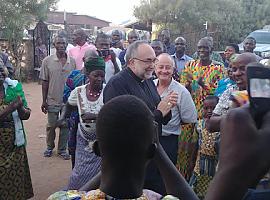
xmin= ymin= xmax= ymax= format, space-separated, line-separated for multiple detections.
xmin=155 ymin=53 xmax=175 ymax=81
xmin=235 ymin=52 xmax=257 ymax=64
xmin=157 ymin=53 xmax=175 ymax=68
xmin=232 ymin=52 xmax=258 ymax=90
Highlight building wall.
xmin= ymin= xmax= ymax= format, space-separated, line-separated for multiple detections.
xmin=47 ymin=12 xmax=110 ymax=28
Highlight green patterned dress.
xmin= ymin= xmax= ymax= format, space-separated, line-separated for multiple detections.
xmin=0 ymin=97 xmax=33 ymax=199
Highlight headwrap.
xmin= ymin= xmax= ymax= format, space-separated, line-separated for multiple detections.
xmin=84 ymin=56 xmax=105 ymax=73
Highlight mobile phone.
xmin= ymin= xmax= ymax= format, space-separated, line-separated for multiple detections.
xmin=247 ymin=63 xmax=270 ymax=127
xmin=99 ymin=49 xmax=110 ymax=58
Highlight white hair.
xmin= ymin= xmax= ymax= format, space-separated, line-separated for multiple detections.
xmin=157 ymin=53 xmax=175 ymax=68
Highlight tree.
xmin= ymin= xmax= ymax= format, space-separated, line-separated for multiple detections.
xmin=134 ymin=0 xmax=270 ymax=51
xmin=0 ymin=0 xmax=58 ymax=80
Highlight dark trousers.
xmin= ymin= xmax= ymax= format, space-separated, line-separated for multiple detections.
xmin=144 ymin=134 xmax=179 ymax=195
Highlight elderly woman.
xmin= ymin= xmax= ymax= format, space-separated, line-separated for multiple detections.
xmin=0 ymin=63 xmax=33 ymax=199
xmin=153 ymin=53 xmax=197 ymax=184
xmin=57 ymin=55 xmax=106 ymax=189
xmin=63 ymin=49 xmax=98 ymax=169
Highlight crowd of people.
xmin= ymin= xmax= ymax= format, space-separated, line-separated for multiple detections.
xmin=1 ymin=27 xmax=270 ymax=200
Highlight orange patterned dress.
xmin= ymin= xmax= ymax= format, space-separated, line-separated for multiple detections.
xmin=177 ymin=60 xmax=224 ymax=181
xmin=180 ymin=60 xmax=225 ymax=119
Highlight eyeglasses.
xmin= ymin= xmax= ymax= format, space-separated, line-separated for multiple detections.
xmin=132 ymin=57 xmax=159 ymax=65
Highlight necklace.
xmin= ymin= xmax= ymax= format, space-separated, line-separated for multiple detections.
xmin=89 ymin=90 xmax=102 ymax=98
xmin=87 ymin=83 xmax=102 ymax=98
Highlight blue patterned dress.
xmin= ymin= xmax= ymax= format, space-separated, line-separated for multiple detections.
xmin=63 ymin=70 xmax=86 ymax=168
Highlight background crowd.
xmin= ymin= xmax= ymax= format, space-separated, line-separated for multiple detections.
xmin=1 ymin=27 xmax=270 ymax=200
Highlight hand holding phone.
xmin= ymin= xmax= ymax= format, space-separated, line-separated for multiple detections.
xmin=247 ymin=62 xmax=270 ymax=127
xmin=99 ymin=49 xmax=110 ymax=58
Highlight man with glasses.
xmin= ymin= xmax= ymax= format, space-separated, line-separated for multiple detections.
xmin=103 ymin=40 xmax=178 ymax=195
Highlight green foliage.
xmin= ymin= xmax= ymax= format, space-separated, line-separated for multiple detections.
xmin=0 ymin=0 xmax=58 ymax=80
xmin=134 ymin=0 xmax=270 ymax=50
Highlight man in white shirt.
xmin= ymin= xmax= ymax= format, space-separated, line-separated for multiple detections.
xmin=95 ymin=33 xmax=122 ymax=83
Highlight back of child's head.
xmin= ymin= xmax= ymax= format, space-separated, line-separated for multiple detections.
xmin=96 ymin=95 xmax=155 ymax=165
xmin=203 ymin=95 xmax=219 ymax=119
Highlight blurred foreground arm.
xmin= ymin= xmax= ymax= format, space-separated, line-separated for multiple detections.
xmin=79 ymin=172 xmax=101 ymax=191
xmin=205 ymin=107 xmax=270 ymax=200
xmin=154 ymin=144 xmax=199 ymax=200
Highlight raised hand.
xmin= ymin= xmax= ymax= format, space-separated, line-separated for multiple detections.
xmin=205 ymin=107 xmax=270 ymax=200
xmin=157 ymin=91 xmax=178 ymax=117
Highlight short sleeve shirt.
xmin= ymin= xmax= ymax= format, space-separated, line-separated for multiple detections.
xmin=105 ymin=58 xmax=122 ymax=83
xmin=213 ymin=85 xmax=239 ymax=116
xmin=171 ymin=54 xmax=194 ymax=74
xmin=68 ymin=84 xmax=104 ymax=133
xmin=39 ymin=54 xmax=76 ymax=106
xmin=154 ymin=79 xmax=197 ymax=136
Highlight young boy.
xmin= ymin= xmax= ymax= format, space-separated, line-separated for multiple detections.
xmin=189 ymin=95 xmax=220 ymax=199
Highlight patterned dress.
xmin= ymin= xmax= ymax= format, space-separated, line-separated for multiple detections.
xmin=189 ymin=119 xmax=220 ymax=200
xmin=47 ymin=189 xmax=178 ymax=200
xmin=177 ymin=60 xmax=224 ymax=181
xmin=180 ymin=60 xmax=225 ymax=119
xmin=63 ymin=70 xmax=86 ymax=168
xmin=0 ymin=99 xmax=33 ymax=200
xmin=67 ymin=84 xmax=104 ymax=189
xmin=176 ymin=123 xmax=198 ymax=181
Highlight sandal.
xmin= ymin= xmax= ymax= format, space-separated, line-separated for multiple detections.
xmin=43 ymin=149 xmax=53 ymax=157
xmin=57 ymin=152 xmax=70 ymax=160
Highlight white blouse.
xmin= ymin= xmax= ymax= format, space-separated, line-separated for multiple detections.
xmin=68 ymin=84 xmax=105 ymax=134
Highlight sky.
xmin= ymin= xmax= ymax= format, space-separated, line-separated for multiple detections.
xmin=56 ymin=0 xmax=141 ymax=24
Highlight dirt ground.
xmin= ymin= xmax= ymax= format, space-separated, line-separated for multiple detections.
xmin=23 ymin=82 xmax=71 ymax=200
